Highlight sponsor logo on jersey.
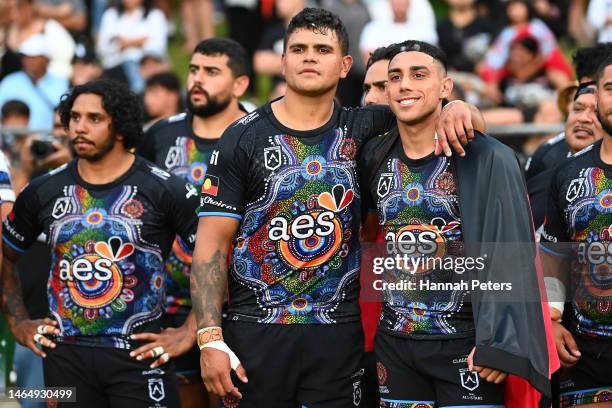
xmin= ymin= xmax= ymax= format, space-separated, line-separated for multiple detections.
xmin=165 ymin=146 xmax=182 ymax=169
xmin=200 ymin=195 xmax=237 ymax=211
xmin=201 ymin=175 xmax=219 ymax=196
xmin=268 ymin=184 xmax=354 ymax=243
xmin=264 ymin=146 xmax=282 ymax=171
xmin=149 ymin=165 xmax=171 ymax=180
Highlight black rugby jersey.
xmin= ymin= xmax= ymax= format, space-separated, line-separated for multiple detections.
xmin=525 ymin=133 xmax=570 ymax=228
xmin=2 ymin=156 xmax=199 ymax=348
xmin=141 ymin=112 xmax=217 ymax=315
xmin=198 ymin=102 xmax=395 ymax=324
xmin=360 ymin=129 xmax=474 ymax=338
xmin=541 ymin=140 xmax=612 ymax=338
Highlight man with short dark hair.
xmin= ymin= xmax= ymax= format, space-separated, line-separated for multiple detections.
xmin=0 ymin=79 xmax=200 ymax=407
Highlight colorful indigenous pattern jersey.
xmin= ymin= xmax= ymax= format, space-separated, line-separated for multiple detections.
xmin=360 ymin=130 xmax=474 ymax=338
xmin=198 ymin=103 xmax=395 ymax=324
xmin=541 ymin=140 xmax=612 ymax=338
xmin=142 ymin=112 xmax=217 ymax=315
xmin=2 ymin=157 xmax=200 ymax=348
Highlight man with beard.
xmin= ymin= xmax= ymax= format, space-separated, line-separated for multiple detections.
xmin=0 ymin=79 xmax=200 ymax=407
xmin=541 ymin=55 xmax=612 ymax=407
xmin=191 ymin=7 xmax=488 ymax=407
xmin=526 ymin=42 xmax=612 ymax=229
xmin=137 ymin=37 xmax=250 ymax=407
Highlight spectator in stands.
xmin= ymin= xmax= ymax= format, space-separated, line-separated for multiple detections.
xmin=181 ymin=0 xmax=214 ymax=52
xmin=321 ymin=0 xmax=370 ymax=107
xmin=253 ymin=0 xmax=306 ymax=99
xmin=498 ymin=35 xmax=568 ymax=110
xmin=97 ymin=0 xmax=168 ymax=93
xmin=478 ymin=0 xmax=572 ymax=103
xmin=5 ymin=0 xmax=76 ymax=80
xmin=359 ymin=0 xmax=438 ymax=64
xmin=139 ymin=52 xmax=172 ymax=82
xmin=143 ymin=71 xmax=181 ymax=129
xmin=573 ymin=42 xmax=612 ymax=83
xmin=587 ymin=0 xmax=612 ymax=42
xmin=1 ymin=100 xmax=31 ymax=172
xmin=438 ymin=0 xmax=496 ymax=73
xmin=70 ymin=43 xmax=103 ymax=86
xmin=34 ymin=0 xmax=87 ymax=34
xmin=0 ymin=34 xmax=68 ymax=131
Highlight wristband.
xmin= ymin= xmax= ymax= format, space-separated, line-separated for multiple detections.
xmin=544 ymin=277 xmax=566 ymax=318
xmin=197 ymin=326 xmax=223 ymax=349
xmin=202 ymin=340 xmax=242 ymax=370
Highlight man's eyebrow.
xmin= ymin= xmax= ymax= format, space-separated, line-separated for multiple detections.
xmin=388 ymin=65 xmax=430 ymax=73
xmin=373 ymin=80 xmax=387 ymax=87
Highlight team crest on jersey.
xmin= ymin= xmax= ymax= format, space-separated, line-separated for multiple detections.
xmin=147 ymin=378 xmax=165 ymax=402
xmin=377 ymin=173 xmax=394 ymax=198
xmin=566 ymin=177 xmax=586 ymax=202
xmin=52 ymin=197 xmax=72 ymax=219
xmin=459 ymin=369 xmax=480 ymax=391
xmin=165 ymin=146 xmax=182 ymax=168
xmin=264 ymin=146 xmax=282 ymax=171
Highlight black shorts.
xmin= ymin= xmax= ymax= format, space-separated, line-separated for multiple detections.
xmin=360 ymin=351 xmax=380 ymax=408
xmin=43 ymin=343 xmax=180 ymax=408
xmin=375 ymin=330 xmax=505 ymax=407
xmin=558 ymin=332 xmax=612 ymax=407
xmin=221 ymin=320 xmax=364 ymax=408
xmin=161 ymin=313 xmax=201 ymax=385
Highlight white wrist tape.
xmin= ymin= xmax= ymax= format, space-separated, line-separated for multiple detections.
xmin=202 ymin=340 xmax=241 ymax=370
xmin=545 ymin=277 xmax=566 ymax=316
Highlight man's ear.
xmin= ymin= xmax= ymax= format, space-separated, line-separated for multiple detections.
xmin=281 ymin=53 xmax=286 ymax=77
xmin=339 ymin=54 xmax=353 ymax=79
xmin=440 ymin=76 xmax=453 ymax=100
xmin=232 ymin=75 xmax=250 ymax=99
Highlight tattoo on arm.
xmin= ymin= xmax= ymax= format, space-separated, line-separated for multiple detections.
xmin=190 ymin=250 xmax=227 ymax=330
xmin=1 ymin=256 xmax=29 ymax=329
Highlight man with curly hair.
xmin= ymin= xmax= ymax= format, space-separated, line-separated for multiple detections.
xmin=0 ymin=79 xmax=200 ymax=407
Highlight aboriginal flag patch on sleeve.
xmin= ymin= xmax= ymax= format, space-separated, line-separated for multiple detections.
xmin=201 ymin=175 xmax=219 ymax=196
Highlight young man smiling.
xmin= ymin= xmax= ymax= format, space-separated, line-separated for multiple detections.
xmin=360 ymin=40 xmax=553 ymax=407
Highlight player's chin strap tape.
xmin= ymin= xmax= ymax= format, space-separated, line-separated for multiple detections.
xmin=544 ymin=276 xmax=566 ymax=317
xmin=202 ymin=341 xmax=242 ymax=370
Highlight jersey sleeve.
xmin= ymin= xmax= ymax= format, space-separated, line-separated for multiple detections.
xmin=540 ymin=170 xmax=572 ymax=258
xmin=0 ymin=151 xmax=15 ymax=203
xmin=2 ymin=182 xmax=42 ymax=253
xmin=163 ymin=175 xmax=200 ymax=251
xmin=197 ymin=124 xmax=249 ymax=220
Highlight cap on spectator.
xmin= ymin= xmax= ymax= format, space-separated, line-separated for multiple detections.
xmin=557 ymin=81 xmax=579 ymax=117
xmin=18 ymin=34 xmax=51 ymax=58
xmin=73 ymin=43 xmax=99 ymax=65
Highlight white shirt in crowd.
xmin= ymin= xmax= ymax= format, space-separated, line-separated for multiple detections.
xmin=97 ymin=6 xmax=168 ymax=69
xmin=587 ymin=0 xmax=612 ymax=42
xmin=359 ymin=0 xmax=438 ymax=55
